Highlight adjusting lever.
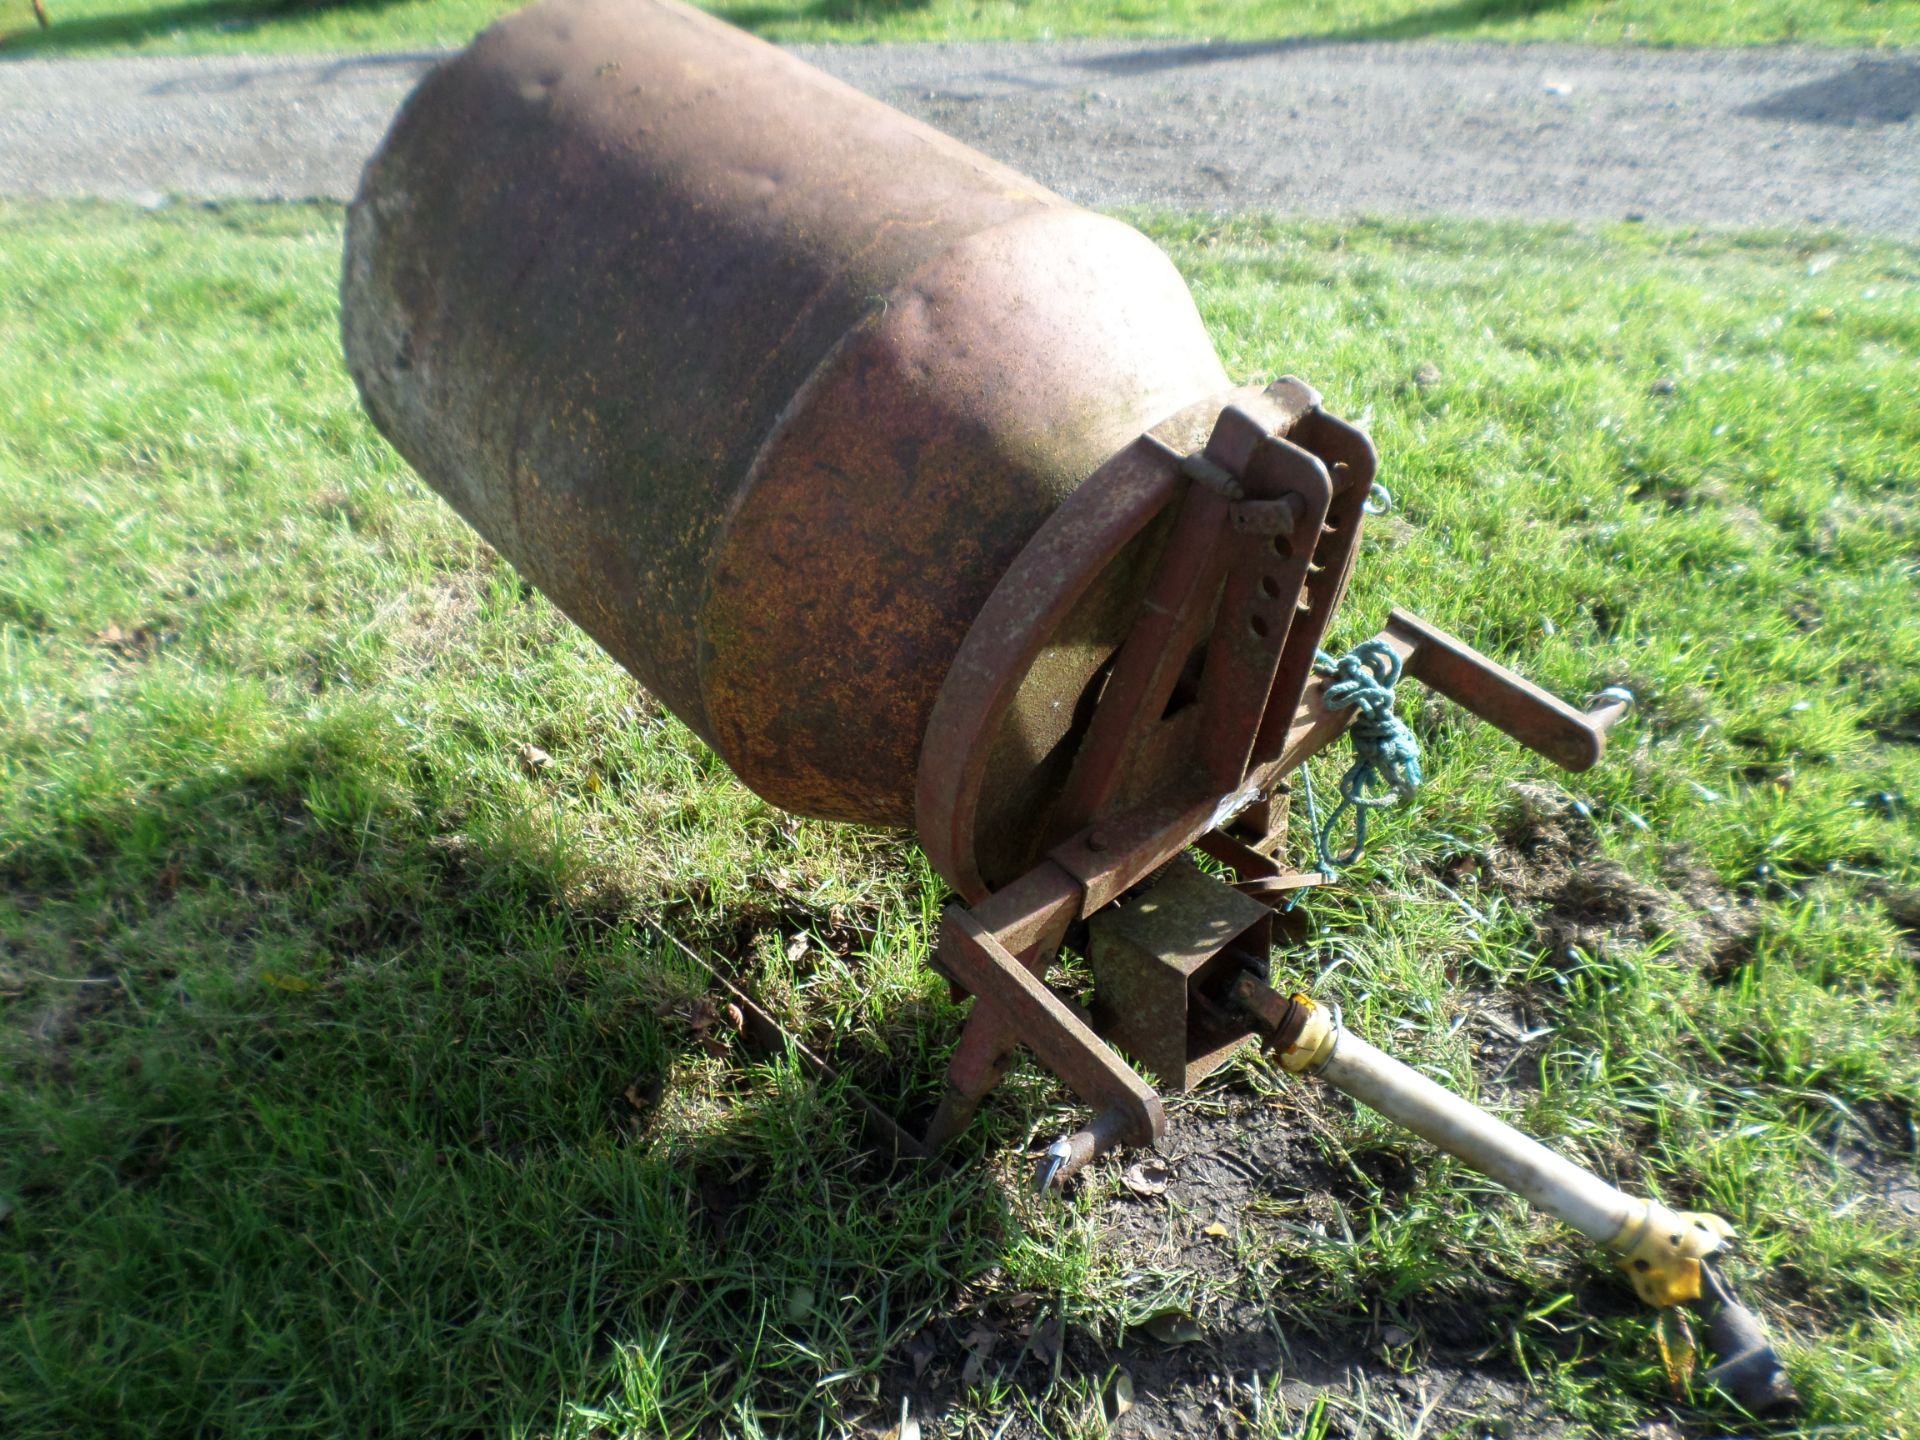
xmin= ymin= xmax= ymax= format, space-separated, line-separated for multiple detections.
xmin=1382 ymin=608 xmax=1633 ymax=773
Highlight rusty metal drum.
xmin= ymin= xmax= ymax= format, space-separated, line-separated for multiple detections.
xmin=342 ymin=0 xmax=1239 ymax=827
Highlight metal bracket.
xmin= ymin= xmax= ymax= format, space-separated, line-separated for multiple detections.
xmin=915 ymin=387 xmax=1369 ymax=1173
xmin=932 ymin=901 xmax=1163 ymax=1148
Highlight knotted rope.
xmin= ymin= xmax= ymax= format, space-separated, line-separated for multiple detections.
xmin=1312 ymin=640 xmax=1423 ymax=874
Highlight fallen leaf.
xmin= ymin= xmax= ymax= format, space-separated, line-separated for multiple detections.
xmin=622 ymin=1077 xmax=661 ymax=1113
xmin=1123 ymin=1159 xmax=1170 ymax=1197
xmin=1140 ymin=1308 xmax=1205 ymax=1345
xmin=1655 ymin=1307 xmax=1696 ymax=1396
xmin=1104 ymin=1369 xmax=1135 ymax=1422
xmin=959 ymin=1318 xmax=999 ymax=1384
xmin=687 ymin=996 xmax=719 ymax=1033
xmin=906 ymin=1329 xmax=938 ymax=1380
xmin=96 ymin=622 xmax=166 ymax=658
xmin=1202 ymin=1220 xmax=1230 ymax=1239
xmin=1029 ymin=1312 xmax=1064 ymax=1365
xmin=585 ymin=770 xmax=603 ymax=793
xmin=880 ymin=1397 xmax=920 ymax=1440
xmin=785 ymin=933 xmax=810 ymax=965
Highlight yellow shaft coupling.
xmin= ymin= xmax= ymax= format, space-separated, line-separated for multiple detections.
xmin=1607 ymin=1201 xmax=1735 ymax=1308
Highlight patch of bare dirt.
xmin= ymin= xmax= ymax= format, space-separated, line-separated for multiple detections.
xmin=1830 ymin=1099 xmax=1920 ymax=1233
xmin=1874 ymin=881 xmax=1920 ymax=961
xmin=385 ymin=573 xmax=486 ymax=673
xmin=1 ymin=950 xmax=126 ymax=1083
xmin=1453 ymin=990 xmax=1562 ymax=1098
xmin=886 ymin=1100 xmax=1579 ymax=1440
xmin=94 ymin=617 xmax=176 ymax=662
xmin=1482 ymin=782 xmax=1756 ymax=975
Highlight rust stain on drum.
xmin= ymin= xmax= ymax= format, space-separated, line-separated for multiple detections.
xmin=703 ymin=210 xmax=1227 ymax=824
xmin=342 ymin=0 xmax=1231 ymax=825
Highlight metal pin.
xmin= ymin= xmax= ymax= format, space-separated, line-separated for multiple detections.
xmin=1033 ymin=1136 xmax=1074 ymax=1194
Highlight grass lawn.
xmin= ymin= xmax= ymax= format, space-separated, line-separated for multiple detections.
xmin=2 ymin=199 xmax=1918 ymax=1439
xmin=1 ymin=0 xmax=1915 ymax=59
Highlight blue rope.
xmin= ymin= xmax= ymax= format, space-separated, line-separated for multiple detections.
xmin=1312 ymin=640 xmax=1424 ymax=874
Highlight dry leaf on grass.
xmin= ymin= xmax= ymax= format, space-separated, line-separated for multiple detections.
xmin=1104 ymin=1369 xmax=1135 ymax=1422
xmin=95 ymin=621 xmax=168 ymax=659
xmin=879 ymin=1397 xmax=920 ymax=1440
xmin=1028 ymin=1312 xmax=1064 ymax=1365
xmin=959 ymin=1320 xmax=998 ymax=1385
xmin=905 ymin=1329 xmax=937 ymax=1380
xmin=1139 ymin=1308 xmax=1205 ymax=1345
xmin=1123 ymin=1159 xmax=1170 ymax=1197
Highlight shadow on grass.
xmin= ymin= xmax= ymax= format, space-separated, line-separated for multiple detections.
xmin=0 ymin=716 xmax=1663 ymax=1436
xmin=0 ymin=724 xmax=1014 ymax=1436
xmin=1062 ymin=0 xmax=1587 ymax=81
xmin=0 ymin=0 xmax=419 ymax=57
xmin=9 ymin=0 xmax=1589 ymax=62
xmin=0 ymin=711 xmax=1579 ymax=1435
xmin=710 ymin=0 xmax=930 ymax=35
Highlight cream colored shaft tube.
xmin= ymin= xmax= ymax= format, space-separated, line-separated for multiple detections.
xmin=1312 ymin=1026 xmax=1638 ymax=1246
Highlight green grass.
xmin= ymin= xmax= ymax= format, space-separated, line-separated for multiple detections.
xmin=2 ymin=0 xmax=1914 ymax=59
xmin=2 ymin=199 xmax=1917 ymax=1440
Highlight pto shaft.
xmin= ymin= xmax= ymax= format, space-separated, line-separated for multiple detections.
xmin=1228 ymin=975 xmax=1796 ymax=1412
xmin=1311 ymin=1015 xmax=1645 ymax=1243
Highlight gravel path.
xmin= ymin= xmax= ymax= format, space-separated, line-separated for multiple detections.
xmin=1 ymin=40 xmax=1915 ymax=234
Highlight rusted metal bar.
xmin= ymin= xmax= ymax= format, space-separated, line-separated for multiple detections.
xmin=934 ymin=908 xmax=1164 ymax=1148
xmin=1050 ymin=779 xmax=1234 ymax=917
xmin=1047 ymin=478 xmax=1232 ymax=838
xmin=1033 ymin=1104 xmax=1138 ymax=1191
xmin=919 ymin=864 xmax=1084 ymax=1151
xmin=1192 ymin=827 xmax=1324 ymax=903
xmin=1382 ymin=608 xmax=1631 ymax=772
xmin=1250 ymin=411 xmax=1377 ymax=767
xmin=1194 ymin=433 xmax=1332 ymax=790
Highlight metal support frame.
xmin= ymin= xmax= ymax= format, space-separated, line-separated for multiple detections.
xmin=914 ymin=383 xmax=1637 ymax=1174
